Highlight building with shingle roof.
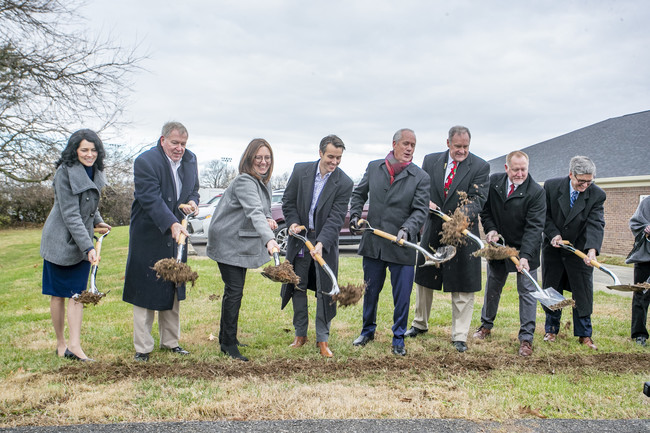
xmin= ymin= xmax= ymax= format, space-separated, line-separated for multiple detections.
xmin=487 ymin=111 xmax=650 ymax=255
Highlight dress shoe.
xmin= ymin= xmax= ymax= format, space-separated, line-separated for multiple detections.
xmin=391 ymin=345 xmax=407 ymax=356
xmin=518 ymin=340 xmax=533 ymax=357
xmin=220 ymin=344 xmax=249 ymax=361
xmin=635 ymin=336 xmax=647 ymax=347
xmin=134 ymin=352 xmax=150 ymax=362
xmin=472 ymin=326 xmax=491 ymax=340
xmin=352 ymin=334 xmax=374 ymax=346
xmin=404 ymin=326 xmax=427 ymax=338
xmin=289 ymin=336 xmax=308 ymax=348
xmin=578 ymin=336 xmax=598 ymax=350
xmin=543 ymin=332 xmax=557 ymax=342
xmin=317 ymin=341 xmax=333 ymax=358
xmin=64 ymin=348 xmax=92 ymax=362
xmin=452 ymin=341 xmax=467 ymax=353
xmin=167 ymin=346 xmax=190 ymax=355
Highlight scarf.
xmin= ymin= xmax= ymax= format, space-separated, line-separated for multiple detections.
xmin=385 ymin=151 xmax=411 ymax=184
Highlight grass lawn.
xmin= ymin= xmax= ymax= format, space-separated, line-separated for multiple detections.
xmin=0 ymin=226 xmax=648 ymax=426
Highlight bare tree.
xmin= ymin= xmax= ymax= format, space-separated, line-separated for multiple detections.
xmin=201 ymin=159 xmax=237 ymax=189
xmin=0 ymin=0 xmax=143 ymax=182
xmin=271 ymin=171 xmax=290 ymax=190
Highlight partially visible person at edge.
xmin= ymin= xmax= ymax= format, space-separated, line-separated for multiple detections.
xmin=280 ymin=134 xmax=354 ymax=358
xmin=626 ymin=195 xmax=650 ymax=347
xmin=406 ymin=125 xmax=490 ymax=353
xmin=40 ymin=129 xmax=111 ymax=362
xmin=542 ymin=155 xmax=605 ymax=350
xmin=473 ymin=150 xmax=545 ymax=357
xmin=206 ymin=139 xmax=280 ymax=362
xmin=123 ymin=121 xmax=199 ymax=362
xmin=349 ymin=128 xmax=430 ymax=356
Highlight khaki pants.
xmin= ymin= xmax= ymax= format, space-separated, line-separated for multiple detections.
xmin=133 ymin=294 xmax=180 ymax=353
xmin=411 ymin=284 xmax=475 ymax=342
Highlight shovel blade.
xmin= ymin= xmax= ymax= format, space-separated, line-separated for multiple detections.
xmin=532 ymin=286 xmax=575 ymax=311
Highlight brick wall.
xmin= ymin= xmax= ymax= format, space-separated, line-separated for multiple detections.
xmin=600 ymin=186 xmax=650 ymax=256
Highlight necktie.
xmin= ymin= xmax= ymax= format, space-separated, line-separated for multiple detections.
xmin=444 ymin=161 xmax=457 ymax=198
xmin=507 ymin=184 xmax=515 ymax=198
xmin=570 ymin=190 xmax=578 ymax=208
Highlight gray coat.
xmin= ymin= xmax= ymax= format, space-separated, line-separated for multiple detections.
xmin=40 ymin=163 xmax=106 ymax=266
xmin=206 ymin=174 xmax=276 ymax=268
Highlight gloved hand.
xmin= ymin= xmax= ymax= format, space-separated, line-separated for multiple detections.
xmin=394 ymin=228 xmax=408 ymax=245
xmin=349 ymin=215 xmax=362 ymax=235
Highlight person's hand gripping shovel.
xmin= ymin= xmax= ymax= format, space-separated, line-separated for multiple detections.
xmin=261 ymin=246 xmax=300 ymax=284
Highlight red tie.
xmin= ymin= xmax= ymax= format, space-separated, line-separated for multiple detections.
xmin=507 ymin=184 xmax=515 ymax=197
xmin=444 ymin=161 xmax=457 ymax=198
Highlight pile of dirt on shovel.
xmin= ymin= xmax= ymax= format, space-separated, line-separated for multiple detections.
xmin=473 ymin=244 xmax=519 ymax=260
xmin=262 ymin=261 xmax=300 ymax=284
xmin=332 ymin=282 xmax=366 ymax=307
xmin=152 ymin=258 xmax=199 ymax=287
xmin=440 ymin=207 xmax=470 ymax=246
xmin=73 ymin=290 xmax=107 ymax=306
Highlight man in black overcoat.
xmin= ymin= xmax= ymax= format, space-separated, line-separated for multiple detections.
xmin=542 ymin=155 xmax=605 ymax=350
xmin=280 ymin=135 xmax=354 ymax=358
xmin=123 ymin=121 xmax=199 ymax=361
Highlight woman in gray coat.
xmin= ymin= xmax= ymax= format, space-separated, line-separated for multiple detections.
xmin=40 ymin=129 xmax=111 ymax=361
xmin=207 ymin=139 xmax=280 ymax=361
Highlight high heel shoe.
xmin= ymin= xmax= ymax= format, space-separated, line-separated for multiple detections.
xmin=64 ymin=348 xmax=94 ymax=362
xmin=220 ymin=344 xmax=249 ymax=362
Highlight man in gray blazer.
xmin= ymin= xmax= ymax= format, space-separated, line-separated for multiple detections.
xmin=280 ymin=135 xmax=354 ymax=357
xmin=123 ymin=121 xmax=200 ymax=362
xmin=349 ymin=128 xmax=430 ymax=356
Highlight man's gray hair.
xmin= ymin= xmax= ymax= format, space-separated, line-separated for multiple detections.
xmin=319 ymin=134 xmax=345 ymax=153
xmin=161 ymin=121 xmax=188 ymax=138
xmin=570 ymin=155 xmax=596 ymax=177
xmin=448 ymin=125 xmax=471 ymax=141
xmin=393 ymin=128 xmax=415 ymax=143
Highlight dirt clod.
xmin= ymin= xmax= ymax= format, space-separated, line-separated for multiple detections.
xmin=262 ymin=261 xmax=300 ymax=284
xmin=473 ymin=244 xmax=519 ymax=260
xmin=73 ymin=290 xmax=108 ymax=306
xmin=440 ymin=207 xmax=470 ymax=246
xmin=547 ymin=298 xmax=577 ymax=311
xmin=152 ymin=258 xmax=198 ymax=287
xmin=332 ymin=282 xmax=366 ymax=307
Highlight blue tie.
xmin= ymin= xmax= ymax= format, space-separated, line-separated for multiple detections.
xmin=570 ymin=190 xmax=579 ymax=208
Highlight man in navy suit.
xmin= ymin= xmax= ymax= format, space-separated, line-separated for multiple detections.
xmin=542 ymin=155 xmax=606 ymax=349
xmin=123 ymin=121 xmax=200 ymax=362
xmin=280 ymin=135 xmax=354 ymax=357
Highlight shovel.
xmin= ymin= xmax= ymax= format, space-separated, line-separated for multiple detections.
xmin=261 ymin=246 xmax=300 ymax=284
xmin=487 ymin=240 xmax=574 ymax=310
xmin=152 ymin=204 xmax=199 ymax=287
xmin=357 ymin=218 xmax=456 ymax=265
xmin=73 ymin=228 xmax=110 ymax=306
xmin=557 ymin=241 xmax=638 ymax=291
xmin=430 ymin=208 xmax=484 ymax=249
xmin=289 ymin=225 xmax=341 ymax=296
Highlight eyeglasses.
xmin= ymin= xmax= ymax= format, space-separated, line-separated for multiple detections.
xmin=575 ymin=178 xmax=593 ymax=186
xmin=254 ymin=155 xmax=272 ymax=162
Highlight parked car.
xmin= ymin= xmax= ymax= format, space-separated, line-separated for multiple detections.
xmin=188 ymin=194 xmax=222 ymax=244
xmin=271 ymin=189 xmax=369 ymax=255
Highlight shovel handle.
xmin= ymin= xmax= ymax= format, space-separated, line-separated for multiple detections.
xmin=177 ymin=216 xmax=188 ymax=245
xmin=292 ymin=225 xmax=327 ymax=267
xmin=358 ymin=219 xmax=404 ymax=246
xmin=91 ymin=235 xmax=104 ymax=266
xmin=94 ymin=227 xmax=109 ymax=234
xmin=560 ymin=240 xmax=603 ymax=269
xmin=431 ymin=209 xmax=472 ymax=237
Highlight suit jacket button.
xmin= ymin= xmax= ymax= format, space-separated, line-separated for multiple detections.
xmin=86 ymin=197 xmax=90 ymax=201
xmin=90 ymin=213 xmax=94 ymax=217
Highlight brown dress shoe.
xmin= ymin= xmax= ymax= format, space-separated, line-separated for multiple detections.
xmin=543 ymin=333 xmax=557 ymax=342
xmin=518 ymin=340 xmax=533 ymax=357
xmin=289 ymin=336 xmax=308 ymax=348
xmin=578 ymin=336 xmax=598 ymax=350
xmin=472 ymin=327 xmax=491 ymax=340
xmin=317 ymin=341 xmax=333 ymax=358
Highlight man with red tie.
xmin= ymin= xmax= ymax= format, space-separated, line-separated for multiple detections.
xmin=405 ymin=125 xmax=490 ymax=352
xmin=473 ymin=151 xmax=546 ymax=357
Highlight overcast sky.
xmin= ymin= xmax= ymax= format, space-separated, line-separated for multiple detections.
xmin=83 ymin=1 xmax=649 ymax=182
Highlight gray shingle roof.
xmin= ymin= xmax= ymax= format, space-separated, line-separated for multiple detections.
xmin=488 ymin=111 xmax=650 ymax=181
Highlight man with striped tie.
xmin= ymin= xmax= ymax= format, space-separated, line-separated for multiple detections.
xmin=541 ymin=156 xmax=606 ymax=349
xmin=406 ymin=125 xmax=490 ymax=352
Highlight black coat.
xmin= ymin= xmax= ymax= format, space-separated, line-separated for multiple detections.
xmin=350 ymin=159 xmax=430 ymax=266
xmin=280 ymin=162 xmax=354 ymax=322
xmin=541 ymin=176 xmax=606 ymax=316
xmin=414 ymin=151 xmax=490 ymax=292
xmin=123 ymin=142 xmax=200 ymax=310
xmin=480 ymin=172 xmax=546 ymax=272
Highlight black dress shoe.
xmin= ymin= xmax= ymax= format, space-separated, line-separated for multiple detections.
xmin=134 ymin=352 xmax=150 ymax=362
xmin=220 ymin=344 xmax=249 ymax=361
xmin=391 ymin=345 xmax=407 ymax=356
xmin=64 ymin=348 xmax=81 ymax=361
xmin=452 ymin=341 xmax=468 ymax=353
xmin=404 ymin=326 xmax=428 ymax=338
xmin=352 ymin=334 xmax=374 ymax=346
xmin=168 ymin=346 xmax=190 ymax=355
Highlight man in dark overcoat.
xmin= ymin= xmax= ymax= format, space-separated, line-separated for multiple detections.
xmin=280 ymin=135 xmax=354 ymax=357
xmin=123 ymin=121 xmax=200 ymax=361
xmin=542 ymin=155 xmax=605 ymax=350
xmin=349 ymin=128 xmax=430 ymax=356
xmin=406 ymin=125 xmax=489 ymax=352
xmin=473 ymin=150 xmax=545 ymax=357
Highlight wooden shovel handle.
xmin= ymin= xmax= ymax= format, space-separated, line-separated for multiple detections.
xmin=358 ymin=219 xmax=404 ymax=246
xmin=178 ymin=216 xmax=188 ymax=245
xmin=94 ymin=227 xmax=109 ymax=234
xmin=293 ymin=225 xmax=327 ymax=266
xmin=560 ymin=240 xmax=602 ymax=269
xmin=91 ymin=234 xmax=105 ymax=266
xmin=433 ymin=210 xmax=472 ymax=237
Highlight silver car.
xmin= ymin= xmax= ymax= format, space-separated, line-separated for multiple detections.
xmin=188 ymin=194 xmax=222 ymax=244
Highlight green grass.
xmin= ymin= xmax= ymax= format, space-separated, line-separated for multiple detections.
xmin=0 ymin=227 xmax=648 ymax=425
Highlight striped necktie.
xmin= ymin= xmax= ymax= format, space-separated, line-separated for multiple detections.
xmin=570 ymin=190 xmax=578 ymax=208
